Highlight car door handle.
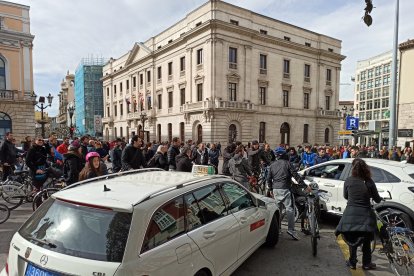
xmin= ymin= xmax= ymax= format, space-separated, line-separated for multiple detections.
xmin=324 ymin=184 xmax=335 ymax=187
xmin=203 ymin=231 xmax=216 ymax=239
xmin=240 ymin=217 xmax=247 ymax=224
xmin=378 ymin=189 xmax=385 ymax=193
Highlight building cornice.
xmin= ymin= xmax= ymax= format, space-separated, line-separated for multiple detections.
xmin=399 ymin=39 xmax=414 ymax=51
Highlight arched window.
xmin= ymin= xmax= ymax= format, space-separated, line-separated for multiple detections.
xmin=0 ymin=112 xmax=11 ymax=140
xmin=197 ymin=125 xmax=203 ymax=144
xmin=179 ymin=122 xmax=185 ymax=142
xmin=168 ymin=123 xmax=172 ymax=142
xmin=0 ymin=57 xmax=6 ymax=89
xmin=114 ymin=127 xmax=117 ymax=139
xmin=280 ymin=122 xmax=290 ymax=145
xmin=228 ymin=124 xmax=237 ymax=143
xmin=324 ymin=128 xmax=330 ymax=144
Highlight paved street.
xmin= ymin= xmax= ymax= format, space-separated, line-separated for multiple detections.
xmin=0 ymin=197 xmax=396 ymax=275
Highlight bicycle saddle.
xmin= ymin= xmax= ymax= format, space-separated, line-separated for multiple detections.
xmin=14 ymin=170 xmax=29 ymax=175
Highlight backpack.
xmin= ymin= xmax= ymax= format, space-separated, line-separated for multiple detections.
xmin=146 ymin=154 xmax=158 ymax=168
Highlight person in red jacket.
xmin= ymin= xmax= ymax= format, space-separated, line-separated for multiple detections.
xmin=56 ymin=137 xmax=70 ymax=155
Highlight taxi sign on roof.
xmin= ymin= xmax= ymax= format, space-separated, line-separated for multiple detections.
xmin=192 ymin=165 xmax=215 ymax=176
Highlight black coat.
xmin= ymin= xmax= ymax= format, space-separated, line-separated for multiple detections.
xmin=176 ymin=153 xmax=193 ymax=172
xmin=26 ymin=145 xmax=48 ymax=174
xmin=63 ymin=152 xmax=83 ymax=185
xmin=0 ymin=139 xmax=17 ymax=165
xmin=121 ymin=144 xmax=145 ymax=170
xmin=192 ymin=149 xmax=208 ymax=165
xmin=336 ymin=177 xmax=381 ymax=235
xmin=154 ymin=152 xmax=169 ymax=171
xmin=111 ymin=146 xmax=122 ymax=172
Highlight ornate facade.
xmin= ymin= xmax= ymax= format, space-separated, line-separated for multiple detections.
xmin=0 ymin=0 xmax=35 ymax=142
xmin=102 ymin=0 xmax=345 ymax=146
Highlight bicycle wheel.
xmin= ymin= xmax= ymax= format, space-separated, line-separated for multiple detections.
xmin=310 ymin=208 xmax=319 ymax=256
xmin=1 ymin=183 xmax=24 ymax=210
xmin=0 ymin=203 xmax=10 ymax=224
xmin=389 ymin=234 xmax=414 ymax=276
xmin=32 ymin=188 xmax=59 ymax=211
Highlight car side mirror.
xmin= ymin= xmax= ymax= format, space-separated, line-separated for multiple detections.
xmin=257 ymin=198 xmax=267 ymax=209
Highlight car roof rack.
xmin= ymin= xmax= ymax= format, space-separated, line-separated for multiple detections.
xmin=63 ymin=168 xmax=164 ymax=191
xmin=136 ymin=174 xmax=228 ymax=205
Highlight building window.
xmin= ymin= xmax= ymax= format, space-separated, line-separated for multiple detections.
xmin=120 ymin=127 xmax=123 ymax=138
xmin=374 ymin=88 xmax=381 ymax=98
xmin=228 ymin=124 xmax=237 ymax=143
xmin=120 ymin=82 xmax=123 ymax=92
xmin=147 ymin=96 xmax=152 ymax=110
xmin=114 ymin=84 xmax=117 ymax=94
xmin=383 ymin=75 xmax=390 ymax=85
xmin=259 ymin=122 xmax=266 ymax=143
xmin=0 ymin=57 xmax=6 ymax=89
xmin=304 ymin=93 xmax=309 ymax=109
xmin=140 ymin=74 xmax=143 ymax=85
xmin=367 ymin=101 xmax=372 ymax=110
xmin=229 ymin=82 xmax=237 ymax=101
xmin=260 ymin=54 xmax=267 ymax=73
xmin=180 ymin=88 xmax=185 ymax=106
xmin=259 ymin=87 xmax=266 ymax=105
xmin=368 ymin=69 xmax=373 ymax=79
xmin=383 ymin=87 xmax=389 ymax=97
xmin=133 ymin=76 xmax=137 ymax=87
xmin=374 ymin=99 xmax=381 ymax=109
xmin=168 ymin=62 xmax=173 ymax=76
xmin=180 ymin=56 xmax=185 ymax=71
xmin=367 ymin=80 xmax=373 ymax=89
xmin=179 ymin=122 xmax=185 ymax=142
xmin=328 ymin=48 xmax=334 ymax=52
xmin=283 ymin=59 xmax=290 ymax=74
xmin=326 ymin=69 xmax=332 ymax=82
xmin=114 ymin=104 xmax=117 ymax=116
xmin=229 ymin=47 xmax=237 ymax=69
xmin=382 ymin=98 xmax=389 ymax=108
xmin=260 ymin=29 xmax=267 ymax=35
xmin=304 ymin=64 xmax=311 ymax=79
xmin=303 ymin=124 xmax=309 ymax=143
xmin=168 ymin=91 xmax=173 ymax=108
xmin=197 ymin=83 xmax=203 ymax=102
xmin=367 ymin=91 xmax=373 ymax=99
xmin=126 ymin=79 xmax=129 ymax=90
xmin=120 ymin=103 xmax=123 ymax=116
xmin=325 ymin=96 xmax=330 ymax=110
xmin=107 ymin=107 xmax=110 ymax=117
xmin=168 ymin=123 xmax=172 ymax=142
xmin=360 ymin=92 xmax=366 ymax=100
xmin=147 ymin=71 xmax=151 ymax=82
xmin=230 ymin=19 xmax=239 ymax=25
xmin=157 ymin=66 xmax=162 ymax=80
xmin=280 ymin=122 xmax=290 ymax=145
xmin=284 ymin=36 xmax=291 ymax=41
xmin=197 ymin=49 xmax=203 ymax=65
xmin=305 ymin=42 xmax=311 ymax=47
xmin=366 ymin=111 xmax=372 ymax=120
xmin=324 ymin=128 xmax=330 ymax=143
xmin=157 ymin=124 xmax=161 ymax=142
xmin=106 ymin=87 xmax=109 ymax=97
xmin=127 ymin=101 xmax=130 ymax=113
xmin=283 ymin=90 xmax=289 ymax=107
xmin=158 ymin=94 xmax=162 ymax=109
xmin=114 ymin=127 xmax=117 ymax=138
xmin=375 ymin=77 xmax=381 ymax=87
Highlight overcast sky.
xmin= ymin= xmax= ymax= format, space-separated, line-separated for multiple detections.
xmin=12 ymin=0 xmax=414 ymax=116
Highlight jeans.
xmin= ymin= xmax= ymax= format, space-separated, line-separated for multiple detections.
xmin=273 ymin=188 xmax=295 ymax=232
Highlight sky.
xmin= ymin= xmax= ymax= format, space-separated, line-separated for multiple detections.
xmin=11 ymin=0 xmax=414 ymax=116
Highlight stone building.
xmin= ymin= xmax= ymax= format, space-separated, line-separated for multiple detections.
xmin=102 ymin=0 xmax=345 ymax=146
xmin=397 ymin=39 xmax=414 ymax=148
xmin=57 ymin=71 xmax=75 ymax=129
xmin=0 ymin=0 xmax=35 ymax=142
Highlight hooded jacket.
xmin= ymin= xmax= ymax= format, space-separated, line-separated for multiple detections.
xmin=63 ymin=151 xmax=83 ymax=185
xmin=229 ymin=153 xmax=252 ymax=185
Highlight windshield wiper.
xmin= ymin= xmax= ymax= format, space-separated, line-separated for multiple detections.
xmin=27 ymin=235 xmax=57 ymax=248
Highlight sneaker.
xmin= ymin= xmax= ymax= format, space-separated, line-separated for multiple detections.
xmin=362 ymin=263 xmax=377 ymax=270
xmin=286 ymin=230 xmax=300 ymax=241
xmin=346 ymin=260 xmax=356 ymax=270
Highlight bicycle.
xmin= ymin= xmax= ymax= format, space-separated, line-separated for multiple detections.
xmin=32 ymin=175 xmax=66 ymax=211
xmin=0 ymin=170 xmax=34 ymax=210
xmin=257 ymin=163 xmax=269 ymax=195
xmin=0 ymin=203 xmax=10 ymax=224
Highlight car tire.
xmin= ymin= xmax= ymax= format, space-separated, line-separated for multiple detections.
xmin=379 ymin=209 xmax=413 ymax=230
xmin=194 ymin=269 xmax=210 ymax=276
xmin=265 ymin=214 xmax=279 ymax=247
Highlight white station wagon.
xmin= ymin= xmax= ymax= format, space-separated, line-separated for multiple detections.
xmin=300 ymin=158 xmax=414 ymax=229
xmin=1 ymin=168 xmax=280 ymax=276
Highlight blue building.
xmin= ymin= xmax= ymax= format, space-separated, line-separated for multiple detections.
xmin=75 ymin=57 xmax=105 ymax=136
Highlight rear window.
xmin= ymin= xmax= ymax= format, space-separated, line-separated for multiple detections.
xmin=19 ymin=198 xmax=132 ymax=262
xmin=403 ymin=166 xmax=414 ymax=180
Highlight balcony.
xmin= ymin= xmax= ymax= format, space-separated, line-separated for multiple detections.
xmin=283 ymin=73 xmax=290 ymax=79
xmin=326 ymin=80 xmax=332 ymax=86
xmin=304 ymin=77 xmax=310 ymax=83
xmin=127 ymin=112 xmax=141 ymax=120
xmin=180 ymin=71 xmax=185 ymax=77
xmin=102 ymin=116 xmax=114 ymax=123
xmin=260 ymin=69 xmax=267 ymax=75
xmin=0 ymin=90 xmax=16 ymax=101
xmin=316 ymin=109 xmax=341 ymax=118
xmin=229 ymin=63 xmax=237 ymax=70
xmin=181 ymin=100 xmax=254 ymax=113
xmin=168 ymin=75 xmax=173 ymax=81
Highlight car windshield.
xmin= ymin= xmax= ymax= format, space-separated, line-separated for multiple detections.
xmin=19 ymin=198 xmax=132 ymax=262
xmin=403 ymin=166 xmax=414 ymax=180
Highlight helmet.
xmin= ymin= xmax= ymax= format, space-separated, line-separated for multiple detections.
xmin=68 ymin=140 xmax=80 ymax=151
xmin=85 ymin=151 xmax=100 ymax=162
xmin=274 ymin=146 xmax=286 ymax=156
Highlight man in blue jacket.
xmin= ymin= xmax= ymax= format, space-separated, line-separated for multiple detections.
xmin=315 ymin=147 xmax=331 ymax=165
xmin=301 ymin=145 xmax=317 ymax=168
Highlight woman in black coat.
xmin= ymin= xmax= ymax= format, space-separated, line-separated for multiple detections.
xmin=335 ymin=158 xmax=381 ymax=270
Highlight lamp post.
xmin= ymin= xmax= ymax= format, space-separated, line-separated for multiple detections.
xmin=68 ymin=105 xmax=75 ymax=138
xmin=140 ymin=111 xmax=148 ymax=142
xmin=31 ymin=92 xmax=54 ymax=138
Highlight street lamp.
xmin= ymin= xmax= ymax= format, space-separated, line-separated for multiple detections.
xmin=140 ymin=111 xmax=148 ymax=141
xmin=68 ymin=105 xmax=75 ymax=138
xmin=32 ymin=92 xmax=54 ymax=138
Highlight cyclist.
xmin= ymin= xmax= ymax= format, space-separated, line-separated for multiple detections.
xmin=335 ymin=158 xmax=381 ymax=270
xmin=267 ymin=146 xmax=310 ymax=240
xmin=0 ymin=132 xmax=17 ymax=181
xmin=63 ymin=141 xmax=83 ymax=185
xmin=79 ymin=152 xmax=107 ymax=181
xmin=26 ymin=137 xmax=49 ymax=191
xmin=247 ymin=140 xmax=261 ymax=178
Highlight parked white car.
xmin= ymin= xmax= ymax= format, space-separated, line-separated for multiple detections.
xmin=300 ymin=159 xmax=414 ymax=229
xmin=1 ymin=168 xmax=279 ymax=276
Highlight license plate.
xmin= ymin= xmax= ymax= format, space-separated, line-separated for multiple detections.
xmin=25 ymin=262 xmax=61 ymax=276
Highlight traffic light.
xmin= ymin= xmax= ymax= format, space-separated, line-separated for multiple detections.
xmin=363 ymin=0 xmax=374 ymax=27
xmin=70 ymin=127 xmax=74 ymax=136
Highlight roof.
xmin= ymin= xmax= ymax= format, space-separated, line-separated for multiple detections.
xmin=52 ymin=170 xmax=209 ymax=212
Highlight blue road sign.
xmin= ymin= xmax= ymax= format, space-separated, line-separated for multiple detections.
xmin=346 ymin=116 xmax=359 ymax=130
